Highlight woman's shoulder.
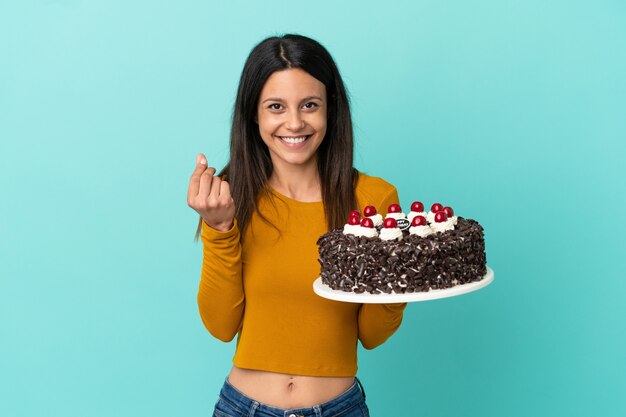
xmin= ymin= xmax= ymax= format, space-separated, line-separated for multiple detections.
xmin=355 ymin=171 xmax=398 ymax=207
xmin=356 ymin=171 xmax=396 ymax=192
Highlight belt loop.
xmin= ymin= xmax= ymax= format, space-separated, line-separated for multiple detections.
xmin=313 ymin=404 xmax=322 ymax=417
xmin=355 ymin=376 xmax=366 ymax=401
xmin=248 ymin=400 xmax=259 ymax=417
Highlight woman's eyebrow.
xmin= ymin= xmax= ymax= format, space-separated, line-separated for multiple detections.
xmin=262 ymin=95 xmax=323 ymax=103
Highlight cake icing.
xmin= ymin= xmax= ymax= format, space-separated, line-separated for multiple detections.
xmin=408 ymin=224 xmax=432 ymax=237
xmin=356 ymin=225 xmax=378 ymax=238
xmin=407 ymin=211 xmax=427 ymax=223
xmin=407 ymin=201 xmax=427 ymax=223
xmin=367 ymin=214 xmax=384 ymax=228
xmin=379 ymin=218 xmax=403 ymax=241
xmin=342 ymin=224 xmax=360 ymax=235
xmin=379 ymin=227 xmax=403 ymax=241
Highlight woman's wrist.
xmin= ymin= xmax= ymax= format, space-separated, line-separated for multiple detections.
xmin=203 ymin=218 xmax=234 ymax=233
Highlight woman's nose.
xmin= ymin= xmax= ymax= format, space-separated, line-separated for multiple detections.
xmin=286 ymin=110 xmax=305 ymax=130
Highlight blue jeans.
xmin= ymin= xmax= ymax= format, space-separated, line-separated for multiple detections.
xmin=212 ymin=376 xmax=370 ymax=417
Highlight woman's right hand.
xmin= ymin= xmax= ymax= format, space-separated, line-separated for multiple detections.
xmin=187 ymin=153 xmax=235 ymax=232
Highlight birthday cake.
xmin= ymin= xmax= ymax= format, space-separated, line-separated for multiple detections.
xmin=317 ymin=202 xmax=487 ymax=294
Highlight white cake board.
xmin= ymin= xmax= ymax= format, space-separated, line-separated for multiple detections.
xmin=313 ymin=266 xmax=494 ymax=303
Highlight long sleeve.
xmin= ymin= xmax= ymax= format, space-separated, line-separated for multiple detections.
xmin=357 ymin=302 xmax=407 ymax=349
xmin=197 ymin=219 xmax=245 ymax=342
xmin=356 ymin=181 xmax=408 ymax=350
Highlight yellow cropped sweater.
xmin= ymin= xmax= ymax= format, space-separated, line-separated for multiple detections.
xmin=197 ymin=172 xmax=407 ymax=376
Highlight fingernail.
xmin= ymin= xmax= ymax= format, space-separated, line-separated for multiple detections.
xmin=199 ymin=157 xmax=206 ymax=165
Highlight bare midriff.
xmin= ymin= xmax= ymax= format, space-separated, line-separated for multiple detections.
xmin=227 ymin=365 xmax=355 ymax=409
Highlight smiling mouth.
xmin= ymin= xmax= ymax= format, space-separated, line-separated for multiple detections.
xmin=277 ymin=135 xmax=312 ymax=144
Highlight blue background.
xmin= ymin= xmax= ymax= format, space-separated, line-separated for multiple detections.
xmin=1 ymin=1 xmax=625 ymax=416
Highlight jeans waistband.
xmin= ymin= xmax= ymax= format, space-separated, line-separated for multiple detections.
xmin=218 ymin=375 xmax=366 ymax=417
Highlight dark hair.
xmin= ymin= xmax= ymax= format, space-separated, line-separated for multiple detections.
xmin=195 ymin=33 xmax=357 ymax=241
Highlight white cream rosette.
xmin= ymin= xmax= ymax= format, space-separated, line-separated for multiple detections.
xmin=407 ymin=211 xmax=427 ymax=223
xmin=379 ymin=227 xmax=403 ymax=241
xmin=430 ymin=218 xmax=455 ymax=233
xmin=409 ymin=224 xmax=433 ymax=237
xmin=356 ymin=226 xmax=378 ymax=238
xmin=367 ymin=213 xmax=383 ymax=228
xmin=385 ymin=212 xmax=406 ymax=220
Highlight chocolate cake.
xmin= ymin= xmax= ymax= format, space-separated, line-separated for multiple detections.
xmin=316 ymin=202 xmax=487 ymax=294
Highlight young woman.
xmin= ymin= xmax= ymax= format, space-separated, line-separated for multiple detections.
xmin=187 ymin=34 xmax=407 ymax=417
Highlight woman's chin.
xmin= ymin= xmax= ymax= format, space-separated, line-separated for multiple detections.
xmin=269 ymin=152 xmax=318 ymax=168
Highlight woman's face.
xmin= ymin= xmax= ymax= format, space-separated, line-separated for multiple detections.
xmin=256 ymin=68 xmax=327 ymax=171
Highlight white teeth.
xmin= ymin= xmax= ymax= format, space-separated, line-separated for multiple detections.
xmin=280 ymin=136 xmax=309 ymax=144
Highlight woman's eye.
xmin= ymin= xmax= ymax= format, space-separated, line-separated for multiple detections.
xmin=268 ymin=102 xmax=317 ymax=111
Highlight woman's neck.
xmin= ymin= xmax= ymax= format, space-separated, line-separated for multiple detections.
xmin=268 ymin=160 xmax=322 ymax=202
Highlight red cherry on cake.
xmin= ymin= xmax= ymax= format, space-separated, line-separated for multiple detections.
xmin=383 ymin=218 xmax=397 ymax=228
xmin=434 ymin=211 xmax=448 ymax=223
xmin=431 ymin=203 xmax=443 ymax=213
xmin=348 ymin=215 xmax=360 ymax=226
xmin=350 ymin=210 xmax=361 ymax=219
xmin=411 ymin=215 xmax=427 ymax=227
xmin=360 ymin=218 xmax=375 ymax=228
xmin=388 ymin=203 xmax=402 ymax=213
xmin=363 ymin=205 xmax=377 ymax=217
xmin=410 ymin=201 xmax=424 ymax=212
xmin=443 ymin=206 xmax=454 ymax=217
